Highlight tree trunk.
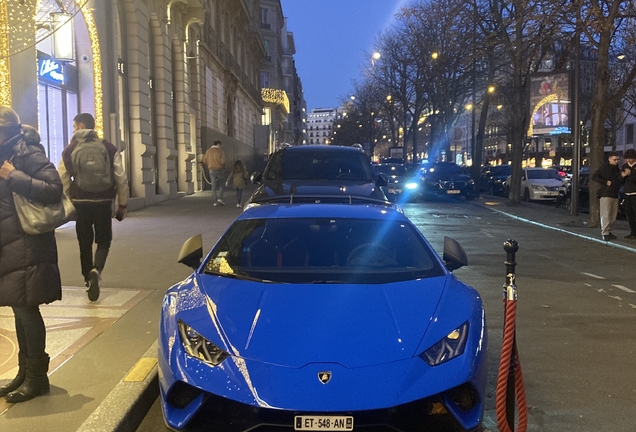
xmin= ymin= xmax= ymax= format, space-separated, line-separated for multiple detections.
xmin=586 ymin=19 xmax=612 ymax=228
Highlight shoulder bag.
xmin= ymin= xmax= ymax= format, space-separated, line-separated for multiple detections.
xmin=9 ymin=155 xmax=76 ymax=235
xmin=13 ymin=191 xmax=76 ymax=235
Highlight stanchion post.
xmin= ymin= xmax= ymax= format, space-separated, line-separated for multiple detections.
xmin=503 ymin=239 xmax=519 ymax=428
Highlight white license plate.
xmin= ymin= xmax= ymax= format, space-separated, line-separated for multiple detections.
xmin=294 ymin=416 xmax=354 ymax=430
xmin=447 ymin=189 xmax=461 ymax=194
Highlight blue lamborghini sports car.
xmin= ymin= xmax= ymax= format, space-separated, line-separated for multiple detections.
xmin=159 ymin=204 xmax=487 ymax=432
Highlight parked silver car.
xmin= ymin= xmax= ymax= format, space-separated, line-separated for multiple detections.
xmin=505 ymin=168 xmax=564 ymax=201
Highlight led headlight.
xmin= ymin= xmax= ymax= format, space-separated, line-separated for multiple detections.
xmin=420 ymin=322 xmax=469 ymax=366
xmin=405 ymin=182 xmax=419 ymax=190
xmin=531 ymin=184 xmax=547 ymax=191
xmin=178 ymin=320 xmax=229 ymax=366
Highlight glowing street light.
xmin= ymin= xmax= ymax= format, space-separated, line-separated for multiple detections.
xmin=431 ymin=52 xmax=439 ymax=59
xmin=371 ymin=51 xmax=381 ymax=67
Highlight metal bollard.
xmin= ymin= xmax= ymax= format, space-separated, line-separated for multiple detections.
xmin=503 ymin=239 xmax=518 ymax=301
xmin=503 ymin=239 xmax=518 ymax=427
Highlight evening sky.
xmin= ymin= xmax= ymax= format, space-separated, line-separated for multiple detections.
xmin=280 ymin=0 xmax=410 ymax=112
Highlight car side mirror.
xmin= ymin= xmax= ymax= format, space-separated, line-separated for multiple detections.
xmin=443 ymin=236 xmax=468 ymax=272
xmin=251 ymin=172 xmax=262 ymax=184
xmin=376 ymin=173 xmax=388 ymax=187
xmin=177 ymin=234 xmax=203 ymax=270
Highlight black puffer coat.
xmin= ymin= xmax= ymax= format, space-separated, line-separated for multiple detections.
xmin=0 ymin=134 xmax=63 ymax=307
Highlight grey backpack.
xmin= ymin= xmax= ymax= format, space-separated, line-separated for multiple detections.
xmin=71 ymin=139 xmax=114 ymax=193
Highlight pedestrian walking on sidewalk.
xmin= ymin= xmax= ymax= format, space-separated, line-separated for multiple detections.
xmin=58 ymin=113 xmax=129 ymax=302
xmin=621 ymin=149 xmax=636 ymax=239
xmin=203 ymin=140 xmax=226 ymax=206
xmin=592 ymin=151 xmax=630 ymax=241
xmin=225 ymin=159 xmax=249 ymax=208
xmin=0 ymin=107 xmax=61 ymax=403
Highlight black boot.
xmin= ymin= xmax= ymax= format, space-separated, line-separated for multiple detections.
xmin=0 ymin=352 xmax=27 ymax=397
xmin=5 ymin=355 xmax=50 ymax=403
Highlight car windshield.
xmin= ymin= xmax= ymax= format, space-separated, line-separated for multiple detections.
xmin=527 ymin=169 xmax=560 ymax=180
xmin=491 ymin=165 xmax=512 ymax=176
xmin=203 ymin=217 xmax=445 ymax=284
xmin=373 ymin=165 xmax=408 ymax=176
xmin=428 ymin=163 xmax=462 ymax=175
xmin=264 ymin=150 xmax=374 ymax=181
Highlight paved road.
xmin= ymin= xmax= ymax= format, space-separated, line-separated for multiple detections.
xmin=136 ymin=195 xmax=636 ymax=432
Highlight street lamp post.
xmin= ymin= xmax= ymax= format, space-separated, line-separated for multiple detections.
xmin=571 ymin=3 xmax=581 ymax=216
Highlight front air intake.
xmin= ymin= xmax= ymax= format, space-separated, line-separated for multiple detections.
xmin=167 ymin=381 xmax=203 ymax=409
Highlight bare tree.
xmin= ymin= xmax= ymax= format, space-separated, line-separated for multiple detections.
xmin=580 ymin=0 xmax=636 ymax=226
xmin=485 ymin=0 xmax=569 ymax=204
xmin=397 ymin=0 xmax=475 ymax=162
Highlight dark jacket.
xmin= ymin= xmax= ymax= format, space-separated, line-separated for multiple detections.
xmin=0 ymin=134 xmax=63 ymax=307
xmin=622 ymin=162 xmax=636 ymax=195
xmin=592 ymin=163 xmax=621 ymax=198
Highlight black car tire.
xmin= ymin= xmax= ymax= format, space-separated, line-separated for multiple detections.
xmin=523 ymin=188 xmax=530 ymax=202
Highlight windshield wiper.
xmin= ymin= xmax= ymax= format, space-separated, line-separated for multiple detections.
xmin=202 ymin=270 xmax=271 ymax=283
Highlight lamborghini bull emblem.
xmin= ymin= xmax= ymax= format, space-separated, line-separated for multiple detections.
xmin=318 ymin=371 xmax=332 ymax=384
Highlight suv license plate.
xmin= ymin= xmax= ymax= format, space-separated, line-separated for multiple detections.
xmin=294 ymin=416 xmax=354 ymax=430
xmin=447 ymin=190 xmax=460 ymax=194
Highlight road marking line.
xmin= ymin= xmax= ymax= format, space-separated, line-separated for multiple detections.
xmin=630 ymin=304 xmax=636 ymax=309
xmin=582 ymin=272 xmax=605 ymax=279
xmin=609 ymin=295 xmax=623 ymax=301
xmin=612 ymin=284 xmax=636 ymax=293
xmin=124 ymin=357 xmax=157 ymax=382
xmin=584 ymin=283 xmax=592 ymax=287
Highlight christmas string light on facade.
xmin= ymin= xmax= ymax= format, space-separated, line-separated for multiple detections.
xmin=0 ymin=0 xmax=92 ymax=108
xmin=79 ymin=4 xmax=104 ymax=136
xmin=527 ymin=94 xmax=557 ymax=136
xmin=261 ymin=88 xmax=290 ymax=114
xmin=0 ymin=0 xmax=10 ymax=106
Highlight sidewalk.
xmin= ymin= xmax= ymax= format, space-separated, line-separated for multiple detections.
xmin=477 ymin=194 xmax=636 ymax=253
xmin=1 ymin=189 xmax=633 ymax=432
xmin=0 ymin=187 xmax=253 ymax=432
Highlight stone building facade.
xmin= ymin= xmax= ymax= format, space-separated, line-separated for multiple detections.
xmin=0 ymin=0 xmax=302 ymax=209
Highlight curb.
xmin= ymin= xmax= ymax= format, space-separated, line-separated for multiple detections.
xmin=478 ymin=200 xmax=636 ymax=254
xmin=77 ymin=341 xmax=159 ymax=432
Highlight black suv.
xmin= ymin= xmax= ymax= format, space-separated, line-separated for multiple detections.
xmin=419 ymin=162 xmax=476 ymax=201
xmin=480 ymin=164 xmax=512 ymax=196
xmin=245 ymin=145 xmax=389 ymax=207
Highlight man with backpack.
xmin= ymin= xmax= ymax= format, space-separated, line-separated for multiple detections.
xmin=58 ymin=113 xmax=129 ymax=301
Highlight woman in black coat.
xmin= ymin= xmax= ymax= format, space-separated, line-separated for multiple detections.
xmin=0 ymin=106 xmax=62 ymax=403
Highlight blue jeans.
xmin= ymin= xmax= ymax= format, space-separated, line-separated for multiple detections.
xmin=236 ymin=188 xmax=243 ymax=205
xmin=210 ymin=170 xmax=225 ymax=202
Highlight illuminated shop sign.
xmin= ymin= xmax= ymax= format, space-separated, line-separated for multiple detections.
xmin=38 ymin=58 xmax=65 ymax=85
xmin=549 ymin=126 xmax=571 ymax=135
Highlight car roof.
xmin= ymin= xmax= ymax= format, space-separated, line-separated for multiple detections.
xmin=238 ymin=203 xmax=406 ymax=222
xmin=277 ymin=145 xmax=363 ymax=154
